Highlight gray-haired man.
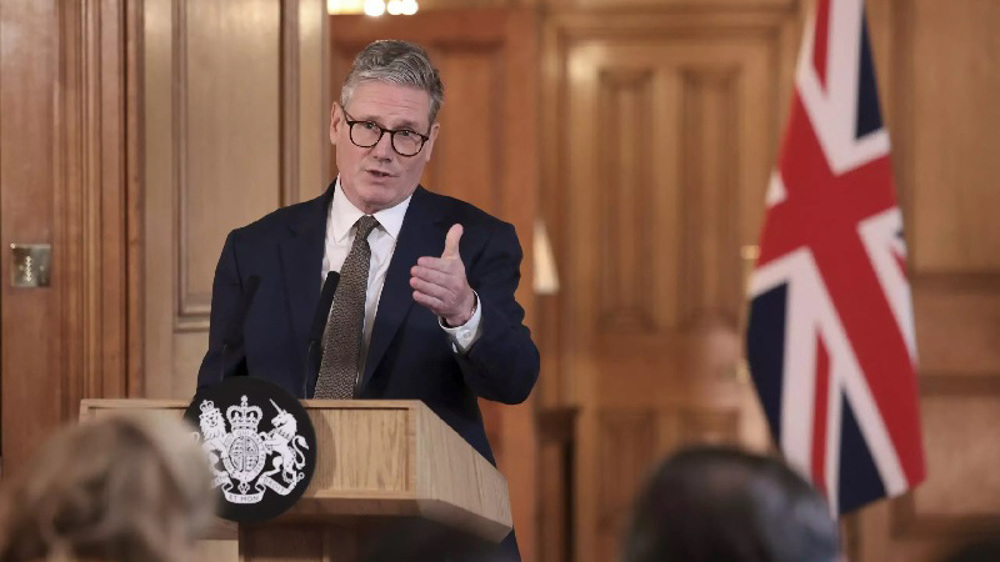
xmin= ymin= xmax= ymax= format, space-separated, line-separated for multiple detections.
xmin=199 ymin=40 xmax=538 ymax=560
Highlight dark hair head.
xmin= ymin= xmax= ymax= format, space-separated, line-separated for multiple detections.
xmin=624 ymin=446 xmax=839 ymax=562
xmin=938 ymin=539 xmax=1000 ymax=562
xmin=359 ymin=519 xmax=506 ymax=562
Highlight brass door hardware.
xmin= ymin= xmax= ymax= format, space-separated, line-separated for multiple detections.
xmin=10 ymin=243 xmax=51 ymax=288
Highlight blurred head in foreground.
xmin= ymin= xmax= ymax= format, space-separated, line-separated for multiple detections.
xmin=359 ymin=518 xmax=510 ymax=562
xmin=624 ymin=445 xmax=839 ymax=562
xmin=938 ymin=539 xmax=1000 ymax=562
xmin=0 ymin=415 xmax=215 ymax=562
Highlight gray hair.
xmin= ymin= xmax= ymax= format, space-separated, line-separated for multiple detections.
xmin=340 ymin=40 xmax=444 ymax=125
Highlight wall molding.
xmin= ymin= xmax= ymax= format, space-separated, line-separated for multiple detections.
xmin=596 ymin=69 xmax=655 ymax=332
xmin=174 ymin=0 xmax=311 ymax=330
xmin=678 ymin=65 xmax=742 ymax=326
xmin=281 ymin=0 xmax=301 ymax=207
xmin=889 ymin=373 xmax=1000 ymax=538
xmin=172 ymin=0 xmax=208 ymax=327
xmin=59 ymin=0 xmax=134 ymax=408
xmin=596 ymin=409 xmax=657 ymax=528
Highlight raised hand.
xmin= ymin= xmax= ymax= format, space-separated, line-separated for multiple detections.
xmin=410 ymin=223 xmax=476 ymax=326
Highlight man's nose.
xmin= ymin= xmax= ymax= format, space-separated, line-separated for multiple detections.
xmin=371 ymin=132 xmax=394 ymax=160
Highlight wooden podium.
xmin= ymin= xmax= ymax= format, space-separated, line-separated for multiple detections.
xmin=80 ymin=399 xmax=512 ymax=561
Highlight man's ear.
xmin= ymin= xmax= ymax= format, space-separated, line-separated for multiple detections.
xmin=329 ymin=103 xmax=342 ymax=144
xmin=422 ymin=122 xmax=441 ymax=159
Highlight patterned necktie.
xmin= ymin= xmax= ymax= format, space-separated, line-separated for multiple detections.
xmin=314 ymin=215 xmax=380 ymax=399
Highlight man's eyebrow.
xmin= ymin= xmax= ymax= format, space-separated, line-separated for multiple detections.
xmin=354 ymin=114 xmax=424 ymax=131
xmin=388 ymin=118 xmax=424 ymax=131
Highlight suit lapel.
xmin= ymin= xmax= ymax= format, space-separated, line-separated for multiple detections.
xmin=279 ymin=186 xmax=333 ymax=348
xmin=362 ymin=187 xmax=445 ymax=388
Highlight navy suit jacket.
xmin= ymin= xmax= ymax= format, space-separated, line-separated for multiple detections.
xmin=197 ymin=183 xmax=540 ymax=465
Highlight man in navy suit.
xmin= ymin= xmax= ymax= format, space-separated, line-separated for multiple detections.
xmin=197 ymin=40 xmax=538 ymax=558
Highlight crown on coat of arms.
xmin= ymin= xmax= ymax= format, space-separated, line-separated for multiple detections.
xmin=226 ymin=395 xmax=262 ymax=431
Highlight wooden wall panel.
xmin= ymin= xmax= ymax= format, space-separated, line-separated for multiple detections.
xmin=679 ymin=407 xmax=740 ymax=445
xmin=850 ymin=1 xmax=1000 ymax=561
xmin=297 ymin=0 xmax=333 ymax=201
xmin=912 ymin=276 xmax=1000 ymax=376
xmin=907 ymin=1 xmax=1000 ymax=272
xmin=914 ymin=391 xmax=1000 ymax=519
xmin=59 ymin=0 xmax=133 ymax=408
xmin=429 ymin=48 xmax=504 ymax=213
xmin=852 ymin=379 xmax=1000 ymax=562
xmin=678 ymin=68 xmax=743 ymax=326
xmin=143 ymin=0 xmax=326 ymax=398
xmin=596 ymin=411 xmax=657 ymax=528
xmin=595 ymin=70 xmax=658 ymax=331
xmin=594 ymin=411 xmax=656 ymax=562
xmin=584 ymin=406 xmax=746 ymax=562
xmin=180 ymin=0 xmax=282 ymax=321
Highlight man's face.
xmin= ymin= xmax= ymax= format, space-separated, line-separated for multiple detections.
xmin=330 ymin=81 xmax=439 ymax=214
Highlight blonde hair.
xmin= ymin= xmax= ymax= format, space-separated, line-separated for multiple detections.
xmin=0 ymin=415 xmax=216 ymax=562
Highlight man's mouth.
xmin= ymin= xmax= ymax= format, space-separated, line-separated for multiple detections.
xmin=367 ymin=169 xmax=393 ymax=178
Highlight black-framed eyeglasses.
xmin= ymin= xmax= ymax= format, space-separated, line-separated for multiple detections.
xmin=342 ymin=109 xmax=430 ymax=157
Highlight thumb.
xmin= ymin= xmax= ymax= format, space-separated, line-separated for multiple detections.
xmin=442 ymin=224 xmax=463 ymax=259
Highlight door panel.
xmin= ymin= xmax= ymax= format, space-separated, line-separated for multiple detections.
xmin=142 ymin=0 xmax=327 ymax=399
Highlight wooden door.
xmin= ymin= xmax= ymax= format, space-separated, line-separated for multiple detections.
xmin=541 ymin=8 xmax=803 ymax=562
xmin=328 ymin=10 xmax=540 ymax=559
xmin=1 ymin=0 xmax=133 ymax=474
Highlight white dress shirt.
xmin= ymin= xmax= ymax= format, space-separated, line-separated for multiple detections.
xmin=321 ymin=179 xmax=482 ymax=376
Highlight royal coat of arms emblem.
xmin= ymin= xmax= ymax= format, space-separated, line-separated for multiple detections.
xmin=195 ymin=395 xmax=310 ymax=504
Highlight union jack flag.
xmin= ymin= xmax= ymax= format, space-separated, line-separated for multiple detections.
xmin=746 ymin=0 xmax=925 ymax=514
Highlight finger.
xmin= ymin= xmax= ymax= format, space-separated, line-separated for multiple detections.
xmin=416 ymin=256 xmax=463 ymax=273
xmin=412 ymin=290 xmax=446 ymax=314
xmin=410 ymin=265 xmax=454 ymax=288
xmin=410 ymin=276 xmax=454 ymax=302
xmin=441 ymin=224 xmax=463 ymax=259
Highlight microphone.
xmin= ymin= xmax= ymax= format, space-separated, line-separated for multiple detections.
xmin=219 ymin=274 xmax=261 ymax=382
xmin=303 ymin=271 xmax=339 ymax=397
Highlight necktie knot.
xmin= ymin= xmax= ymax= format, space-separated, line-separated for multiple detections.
xmin=355 ymin=215 xmax=379 ymax=242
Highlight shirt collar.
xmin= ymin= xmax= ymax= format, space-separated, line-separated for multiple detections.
xmin=329 ymin=177 xmax=411 ymax=242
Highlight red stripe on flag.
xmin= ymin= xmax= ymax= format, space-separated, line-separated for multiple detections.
xmin=894 ymin=253 xmax=907 ymax=277
xmin=814 ymin=221 xmax=925 ymax=487
xmin=813 ymin=0 xmax=832 ymax=89
xmin=811 ymin=335 xmax=831 ymax=496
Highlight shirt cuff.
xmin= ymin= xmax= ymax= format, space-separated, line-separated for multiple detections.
xmin=439 ymin=291 xmax=483 ymax=354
